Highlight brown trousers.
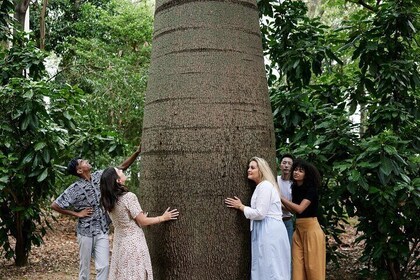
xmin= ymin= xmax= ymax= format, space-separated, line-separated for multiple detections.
xmin=292 ymin=217 xmax=326 ymax=280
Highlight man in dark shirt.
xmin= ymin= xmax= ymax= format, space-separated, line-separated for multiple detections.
xmin=51 ymin=146 xmax=141 ymax=280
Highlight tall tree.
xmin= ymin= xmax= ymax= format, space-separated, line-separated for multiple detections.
xmin=139 ymin=0 xmax=275 ymax=278
xmin=0 ymin=29 xmax=82 ymax=266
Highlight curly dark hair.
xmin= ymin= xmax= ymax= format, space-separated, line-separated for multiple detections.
xmin=291 ymin=158 xmax=321 ymax=189
xmin=100 ymin=167 xmax=128 ymax=212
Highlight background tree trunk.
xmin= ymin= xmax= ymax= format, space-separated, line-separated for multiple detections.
xmin=40 ymin=0 xmax=48 ymax=50
xmin=14 ymin=0 xmax=30 ymax=29
xmin=139 ymin=0 xmax=275 ymax=279
xmin=14 ymin=215 xmax=30 ymax=266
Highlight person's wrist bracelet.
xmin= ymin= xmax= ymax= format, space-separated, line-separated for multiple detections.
xmin=158 ymin=216 xmax=163 ymax=222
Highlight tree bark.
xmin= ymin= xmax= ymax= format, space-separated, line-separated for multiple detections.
xmin=40 ymin=0 xmax=48 ymax=50
xmin=139 ymin=0 xmax=276 ymax=279
xmin=14 ymin=213 xmax=30 ymax=266
xmin=14 ymin=0 xmax=30 ymax=30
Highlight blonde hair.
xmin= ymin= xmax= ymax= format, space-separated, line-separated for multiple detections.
xmin=249 ymin=157 xmax=281 ymax=199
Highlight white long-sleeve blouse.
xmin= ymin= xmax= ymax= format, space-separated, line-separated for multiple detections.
xmin=243 ymin=180 xmax=283 ymax=231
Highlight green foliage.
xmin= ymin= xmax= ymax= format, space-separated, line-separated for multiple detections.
xmin=53 ymin=0 xmax=153 ymax=148
xmin=1 ymin=31 xmax=46 ymax=83
xmin=0 ymin=6 xmax=126 ymax=265
xmin=28 ymin=0 xmax=153 ymax=195
xmin=0 ymin=50 xmax=79 ymax=264
xmin=0 ymin=0 xmax=14 ymax=42
xmin=343 ymin=131 xmax=419 ymax=279
xmin=1 ymin=0 xmax=149 ymax=268
xmin=261 ymin=0 xmax=342 ymax=88
xmin=30 ymin=0 xmax=115 ymax=54
xmin=261 ymin=0 xmax=420 ymax=278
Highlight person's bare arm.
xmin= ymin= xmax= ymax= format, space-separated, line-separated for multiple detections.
xmin=51 ymin=202 xmax=93 ymax=218
xmin=134 ymin=207 xmax=179 ymax=227
xmin=282 ymin=203 xmax=293 ymax=213
xmin=117 ymin=144 xmax=141 ymax=171
xmin=281 ymin=198 xmax=311 ymax=214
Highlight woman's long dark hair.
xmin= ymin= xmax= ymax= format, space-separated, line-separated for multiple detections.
xmin=100 ymin=167 xmax=128 ymax=212
xmin=291 ymin=158 xmax=321 ymax=189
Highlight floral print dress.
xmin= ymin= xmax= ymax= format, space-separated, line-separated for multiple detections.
xmin=108 ymin=192 xmax=153 ymax=280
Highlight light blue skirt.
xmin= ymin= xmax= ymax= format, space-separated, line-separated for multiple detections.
xmin=251 ymin=217 xmax=291 ymax=280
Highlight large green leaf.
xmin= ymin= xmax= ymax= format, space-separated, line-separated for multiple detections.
xmin=37 ymin=168 xmax=48 ymax=182
xmin=34 ymin=142 xmax=47 ymax=151
xmin=379 ymin=157 xmax=393 ymax=176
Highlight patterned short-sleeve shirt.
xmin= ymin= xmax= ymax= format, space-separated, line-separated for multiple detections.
xmin=54 ymin=170 xmax=110 ymax=237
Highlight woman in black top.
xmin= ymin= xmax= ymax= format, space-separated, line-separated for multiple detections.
xmin=281 ymin=159 xmax=326 ymax=280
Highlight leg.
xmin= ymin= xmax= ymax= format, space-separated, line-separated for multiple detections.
xmin=77 ymin=234 xmax=93 ymax=280
xmin=292 ymin=229 xmax=306 ymax=280
xmin=92 ymin=233 xmax=110 ymax=280
xmin=284 ymin=219 xmax=294 ymax=248
xmin=304 ymin=224 xmax=326 ymax=280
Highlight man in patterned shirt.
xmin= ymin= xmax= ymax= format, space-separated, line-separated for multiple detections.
xmin=51 ymin=146 xmax=141 ymax=280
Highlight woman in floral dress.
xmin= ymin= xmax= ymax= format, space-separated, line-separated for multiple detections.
xmin=100 ymin=167 xmax=179 ymax=280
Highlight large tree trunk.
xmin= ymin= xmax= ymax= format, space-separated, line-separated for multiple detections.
xmin=139 ymin=0 xmax=275 ymax=279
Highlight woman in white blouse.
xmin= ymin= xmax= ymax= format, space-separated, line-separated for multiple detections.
xmin=225 ymin=157 xmax=291 ymax=280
